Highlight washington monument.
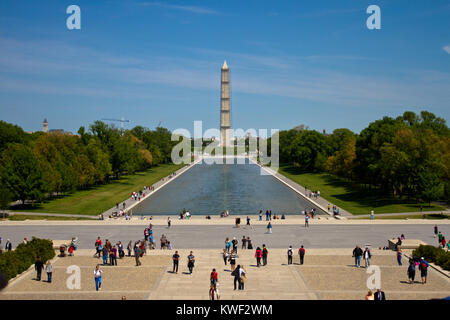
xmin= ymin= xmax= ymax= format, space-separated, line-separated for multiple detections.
xmin=220 ymin=60 xmax=231 ymax=147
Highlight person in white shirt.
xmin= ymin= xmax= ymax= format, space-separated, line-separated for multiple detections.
xmin=45 ymin=261 xmax=53 ymax=283
xmin=94 ymin=265 xmax=103 ymax=291
xmin=287 ymin=246 xmax=293 ymax=265
xmin=238 ymin=265 xmax=246 ymax=290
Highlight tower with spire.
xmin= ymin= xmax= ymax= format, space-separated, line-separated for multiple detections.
xmin=220 ymin=60 xmax=231 ymax=147
xmin=43 ymin=118 xmax=48 ymax=133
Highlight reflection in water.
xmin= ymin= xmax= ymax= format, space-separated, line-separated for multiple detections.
xmin=133 ymin=160 xmax=325 ymax=215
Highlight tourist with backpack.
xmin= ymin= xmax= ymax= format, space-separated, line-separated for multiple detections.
xmin=419 ymin=258 xmax=429 ymax=284
xmin=94 ymin=237 xmax=102 ymax=258
xmin=255 ymin=247 xmax=262 ymax=267
xmin=299 ymin=245 xmax=306 ymax=265
xmin=287 ymin=246 xmax=293 ymax=265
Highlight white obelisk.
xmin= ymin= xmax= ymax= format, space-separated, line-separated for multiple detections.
xmin=220 ymin=61 xmax=231 ymax=147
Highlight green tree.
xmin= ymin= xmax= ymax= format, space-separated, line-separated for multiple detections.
xmin=0 ymin=144 xmax=47 ymax=204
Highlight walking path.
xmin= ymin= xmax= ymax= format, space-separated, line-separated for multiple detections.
xmin=349 ymin=210 xmax=450 ymax=219
xmin=1 ymin=215 xmax=449 ymax=226
xmin=4 ymin=212 xmax=98 ymax=219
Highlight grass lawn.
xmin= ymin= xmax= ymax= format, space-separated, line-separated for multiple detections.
xmin=359 ymin=213 xmax=450 ymax=220
xmin=279 ymin=165 xmax=446 ymax=215
xmin=11 ymin=163 xmax=184 ymax=215
xmin=6 ymin=215 xmax=92 ymax=221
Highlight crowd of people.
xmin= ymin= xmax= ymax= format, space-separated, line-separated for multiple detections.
xmin=434 ymin=225 xmax=448 ymax=250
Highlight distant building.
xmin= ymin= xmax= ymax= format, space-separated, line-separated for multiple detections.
xmin=43 ymin=118 xmax=48 ymax=133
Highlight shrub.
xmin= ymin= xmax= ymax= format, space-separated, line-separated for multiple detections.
xmin=0 ymin=237 xmax=55 ymax=282
xmin=412 ymin=245 xmax=450 ymax=271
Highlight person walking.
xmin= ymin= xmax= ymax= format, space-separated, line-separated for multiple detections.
xmin=262 ymin=245 xmax=268 ymax=266
xmin=172 ymin=250 xmax=180 ymax=273
xmin=259 ymin=210 xmax=263 ymax=221
xmin=255 ymin=247 xmax=262 ymax=267
xmin=267 ymin=222 xmax=272 ymax=234
xmin=110 ymin=246 xmax=118 ymax=266
xmin=102 ymin=246 xmax=108 ymax=265
xmin=134 ymin=243 xmax=142 ymax=266
xmin=222 ymin=249 xmax=229 ymax=266
xmin=407 ymin=259 xmax=416 ymax=284
xmin=167 ymin=217 xmax=171 ymax=228
xmin=127 ymin=241 xmax=132 ymax=257
xmin=35 ymin=256 xmax=44 ymax=281
xmin=210 ymin=268 xmax=218 ymax=291
xmin=363 ymin=247 xmax=371 ymax=268
xmin=209 ymin=282 xmax=219 ymax=300
xmin=352 ymin=245 xmax=363 ymax=268
xmin=117 ymin=241 xmax=124 ymax=259
xmin=374 ymin=289 xmax=386 ymax=300
xmin=299 ymin=245 xmax=306 ymax=265
xmin=5 ymin=239 xmax=12 ymax=252
xmin=396 ymin=250 xmax=402 ymax=266
xmin=305 ymin=214 xmax=309 ymax=228
xmin=419 ymin=257 xmax=429 ymax=284
xmin=229 ymin=250 xmax=237 ymax=272
xmin=287 ymin=246 xmax=293 ymax=265
xmin=187 ymin=251 xmax=195 ymax=274
xmin=232 ymin=237 xmax=238 ymax=254
xmin=247 ymin=237 xmax=253 ymax=250
xmin=434 ymin=225 xmax=438 ymax=238
xmin=225 ymin=238 xmax=231 ymax=253
xmin=45 ymin=261 xmax=53 ymax=283
xmin=246 ymin=216 xmax=251 ymax=229
xmin=438 ymin=231 xmax=443 ymax=246
xmin=232 ymin=265 xmax=241 ymax=290
xmin=238 ymin=265 xmax=246 ymax=290
xmin=241 ymin=236 xmax=247 ymax=250
xmin=94 ymin=237 xmax=102 ymax=258
xmin=94 ymin=265 xmax=102 ymax=291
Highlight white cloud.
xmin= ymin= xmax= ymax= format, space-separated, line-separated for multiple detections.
xmin=443 ymin=45 xmax=450 ymax=54
xmin=140 ymin=2 xmax=220 ymax=15
xmin=0 ymin=37 xmax=449 ymax=111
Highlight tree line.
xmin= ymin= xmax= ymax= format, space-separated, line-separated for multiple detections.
xmin=0 ymin=121 xmax=178 ymax=206
xmin=270 ymin=111 xmax=450 ymax=205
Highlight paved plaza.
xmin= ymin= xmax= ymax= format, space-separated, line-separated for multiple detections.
xmin=0 ymin=220 xmax=449 ymax=249
xmin=1 ymin=248 xmax=449 ymax=300
xmin=1 ymin=217 xmax=449 ymax=300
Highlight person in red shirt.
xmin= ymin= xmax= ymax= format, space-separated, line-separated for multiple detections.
xmin=94 ymin=237 xmax=102 ymax=258
xmin=255 ymin=247 xmax=262 ymax=267
xmin=210 ymin=268 xmax=218 ymax=290
xmin=299 ymin=245 xmax=306 ymax=265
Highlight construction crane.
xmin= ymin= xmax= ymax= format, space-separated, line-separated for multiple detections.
xmin=101 ymin=118 xmax=130 ymax=129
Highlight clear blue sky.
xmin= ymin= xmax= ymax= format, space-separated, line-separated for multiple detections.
xmin=0 ymin=0 xmax=449 ymax=135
